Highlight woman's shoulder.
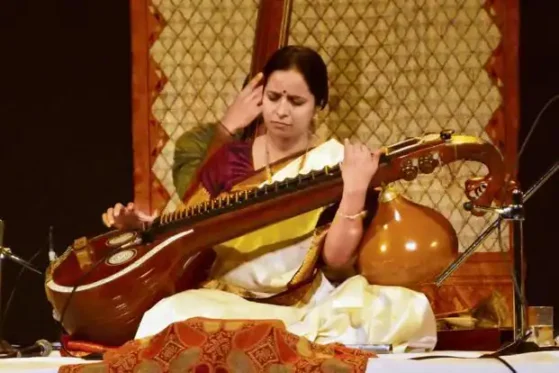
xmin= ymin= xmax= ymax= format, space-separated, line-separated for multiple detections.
xmin=197 ymin=139 xmax=254 ymax=196
xmin=222 ymin=138 xmax=253 ymax=154
xmin=205 ymin=139 xmax=252 ymax=168
xmin=302 ymin=137 xmax=345 ymax=168
xmin=314 ymin=137 xmax=343 ymax=149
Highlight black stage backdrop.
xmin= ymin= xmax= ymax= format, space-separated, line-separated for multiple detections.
xmin=0 ymin=0 xmax=133 ymax=345
xmin=518 ymin=1 xmax=559 ymax=330
xmin=0 ymin=0 xmax=557 ymax=346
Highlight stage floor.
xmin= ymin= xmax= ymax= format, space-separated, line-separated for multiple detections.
xmin=2 ymin=350 xmax=559 ymax=372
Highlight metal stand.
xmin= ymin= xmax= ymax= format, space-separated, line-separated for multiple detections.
xmin=511 ymin=189 xmax=526 ymax=342
xmin=435 ymin=161 xmax=559 ymax=343
xmin=0 ymin=220 xmax=43 ymax=358
xmin=0 ymin=248 xmax=17 ymax=358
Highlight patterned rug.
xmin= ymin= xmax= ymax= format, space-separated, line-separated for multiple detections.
xmin=58 ymin=317 xmax=376 ymax=372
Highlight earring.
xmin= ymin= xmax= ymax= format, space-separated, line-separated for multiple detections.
xmin=312 ymin=111 xmax=320 ymax=129
xmin=309 ymin=113 xmax=319 ymax=144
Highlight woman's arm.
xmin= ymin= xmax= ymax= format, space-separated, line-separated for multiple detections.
xmin=173 ymin=73 xmax=264 ymax=199
xmin=322 ymin=188 xmax=368 ymax=269
xmin=102 ymin=75 xmax=264 ymax=230
xmin=322 ymin=140 xmax=382 ymax=269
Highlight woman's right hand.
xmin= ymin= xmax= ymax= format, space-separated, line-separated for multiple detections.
xmin=220 ymin=72 xmax=264 ymax=134
xmin=101 ymin=202 xmax=158 ymax=230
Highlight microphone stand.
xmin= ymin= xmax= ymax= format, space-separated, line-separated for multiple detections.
xmin=435 ymin=160 xmax=559 ymax=345
xmin=0 ymin=220 xmax=43 ymax=358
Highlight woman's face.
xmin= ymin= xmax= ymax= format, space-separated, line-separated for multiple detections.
xmin=262 ymin=69 xmax=316 ymax=141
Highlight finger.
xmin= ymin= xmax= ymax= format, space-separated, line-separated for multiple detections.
xmin=347 ymin=138 xmax=358 ymax=156
xmin=125 ymin=203 xmax=136 ymax=215
xmin=101 ymin=213 xmax=111 ymax=227
xmin=371 ymin=149 xmax=382 ymax=165
xmin=137 ymin=210 xmax=154 ymax=222
xmin=248 ymin=72 xmax=263 ymax=90
xmin=113 ymin=203 xmax=124 ymax=217
xmin=241 ymin=72 xmax=264 ymax=96
xmin=245 ymin=105 xmax=263 ymax=123
xmin=106 ymin=208 xmax=115 ymax=226
xmin=346 ymin=139 xmax=358 ymax=163
xmin=249 ymin=91 xmax=264 ymax=109
xmin=360 ymin=144 xmax=371 ymax=158
xmin=253 ymin=104 xmax=263 ymax=116
xmin=249 ymin=86 xmax=263 ymax=102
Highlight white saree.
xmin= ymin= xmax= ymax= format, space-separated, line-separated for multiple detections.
xmin=135 ymin=139 xmax=437 ymax=353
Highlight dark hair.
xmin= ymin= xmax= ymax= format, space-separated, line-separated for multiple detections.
xmin=240 ymin=46 xmax=329 ymax=141
xmin=262 ymin=45 xmax=329 ymax=109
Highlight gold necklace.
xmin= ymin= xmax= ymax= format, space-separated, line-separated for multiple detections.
xmin=265 ymin=135 xmax=310 ymax=183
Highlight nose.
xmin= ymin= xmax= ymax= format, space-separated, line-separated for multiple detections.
xmin=275 ymin=97 xmax=289 ymax=118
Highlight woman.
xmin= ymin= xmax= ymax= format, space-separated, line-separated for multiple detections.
xmin=102 ymin=46 xmax=436 ymax=352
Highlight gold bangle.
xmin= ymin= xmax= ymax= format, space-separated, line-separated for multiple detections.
xmin=336 ymin=210 xmax=367 ymax=220
xmin=218 ymin=121 xmax=235 ymax=137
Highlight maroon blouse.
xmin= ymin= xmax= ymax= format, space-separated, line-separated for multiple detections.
xmin=192 ymin=140 xmax=379 ymax=228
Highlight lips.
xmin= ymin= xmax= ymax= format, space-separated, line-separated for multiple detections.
xmin=271 ymin=121 xmax=291 ymax=127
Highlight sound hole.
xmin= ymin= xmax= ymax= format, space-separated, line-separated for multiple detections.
xmin=106 ymin=249 xmax=137 ymax=266
xmin=106 ymin=232 xmax=136 ymax=247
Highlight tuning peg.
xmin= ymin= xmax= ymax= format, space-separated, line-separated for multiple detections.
xmin=440 ymin=129 xmax=455 ymax=141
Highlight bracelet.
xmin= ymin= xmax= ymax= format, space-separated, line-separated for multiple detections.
xmin=336 ymin=209 xmax=367 ymax=220
xmin=218 ymin=121 xmax=235 ymax=137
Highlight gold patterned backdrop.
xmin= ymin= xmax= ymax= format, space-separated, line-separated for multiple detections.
xmin=288 ymin=0 xmax=508 ymax=254
xmin=148 ymin=0 xmax=260 ymax=211
xmin=145 ymin=0 xmax=510 ymax=255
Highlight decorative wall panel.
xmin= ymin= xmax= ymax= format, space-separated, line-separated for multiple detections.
xmin=130 ymin=0 xmax=259 ymax=214
xmin=131 ymin=0 xmax=519 ymax=323
xmin=284 ymin=0 xmax=519 ymax=320
xmin=289 ymin=0 xmax=509 ymax=253
xmin=150 ymin=0 xmax=259 ymax=213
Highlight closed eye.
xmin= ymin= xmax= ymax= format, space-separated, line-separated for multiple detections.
xmin=290 ymin=98 xmax=306 ymax=106
xmin=267 ymin=92 xmax=281 ymax=101
xmin=266 ymin=91 xmax=307 ymax=106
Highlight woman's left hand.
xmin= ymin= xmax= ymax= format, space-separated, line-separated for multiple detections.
xmin=340 ymin=138 xmax=382 ymax=193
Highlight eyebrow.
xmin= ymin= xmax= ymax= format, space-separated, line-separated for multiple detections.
xmin=267 ymin=89 xmax=308 ymax=101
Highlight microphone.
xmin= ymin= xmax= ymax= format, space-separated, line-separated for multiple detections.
xmin=16 ymin=339 xmax=53 ymax=358
xmin=0 ymin=219 xmax=4 ymax=249
xmin=463 ymin=201 xmax=503 ymax=213
xmin=0 ymin=220 xmax=42 ymax=275
xmin=463 ymin=201 xmax=516 ymax=218
xmin=48 ymin=226 xmax=57 ymax=262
